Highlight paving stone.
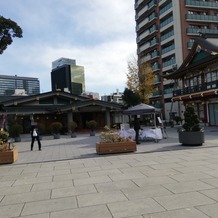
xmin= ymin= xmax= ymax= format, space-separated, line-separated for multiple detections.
xmin=121 ymin=185 xmax=172 ymax=200
xmin=169 ymin=172 xmax=212 ymax=182
xmin=178 ymin=160 xmax=210 ymax=167
xmin=21 ymin=196 xmax=77 ymax=216
xmin=132 ymin=176 xmax=177 ymax=187
xmin=0 ymin=203 xmax=24 ymax=217
xmin=0 ymin=172 xmax=37 ymax=182
xmin=31 ymin=180 xmax=74 ymax=191
xmin=173 ymin=165 xmax=212 ymax=173
xmin=51 ymin=184 xmax=97 ymax=198
xmin=77 ymin=190 xmax=128 ymax=207
xmin=50 ymin=205 xmax=112 ymax=218
xmin=109 ymin=172 xmax=147 ymax=181
xmin=148 ymin=163 xmax=184 ymax=170
xmin=197 ymin=203 xmax=218 ymax=218
xmin=200 ymin=188 xmax=218 ymax=201
xmin=143 ymin=207 xmax=210 ymax=218
xmin=74 ymin=175 xmax=111 ymax=186
xmin=107 ymin=198 xmax=165 ymax=218
xmin=0 ymin=180 xmax=14 ymax=188
xmin=162 ymin=180 xmax=213 ymax=194
xmin=140 ymin=168 xmax=180 ymax=177
xmin=201 ymin=177 xmax=218 ymax=188
xmin=53 ymin=172 xmax=89 ymax=182
xmin=154 ymin=192 xmax=215 ymax=210
xmin=95 ymin=180 xmax=138 ymax=192
xmin=101 ymin=163 xmax=131 ymax=169
xmin=36 ymin=169 xmax=71 ymax=177
xmin=70 ymin=166 xmax=102 ymax=174
xmin=0 ymin=190 xmax=51 ymax=205
xmin=0 ymin=184 xmax=32 ymax=195
xmin=203 ymin=169 xmax=218 ymax=177
xmin=88 ymin=168 xmax=122 ymax=177
xmin=19 ymin=213 xmax=49 ymax=218
xmin=13 ymin=176 xmax=52 ymax=186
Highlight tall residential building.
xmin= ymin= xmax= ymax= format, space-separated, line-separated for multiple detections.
xmin=135 ymin=0 xmax=218 ymax=121
xmin=0 ymin=75 xmax=40 ymax=96
xmin=51 ymin=58 xmax=85 ymax=95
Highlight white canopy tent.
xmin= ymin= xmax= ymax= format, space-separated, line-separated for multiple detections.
xmin=123 ymin=103 xmax=162 ymax=127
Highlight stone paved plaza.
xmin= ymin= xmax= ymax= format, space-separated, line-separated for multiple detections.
xmin=1 ymin=127 xmax=218 ymax=217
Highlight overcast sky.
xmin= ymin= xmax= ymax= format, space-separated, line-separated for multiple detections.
xmin=0 ymin=0 xmax=136 ymax=96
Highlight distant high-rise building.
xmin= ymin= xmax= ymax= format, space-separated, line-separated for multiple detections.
xmin=52 ymin=57 xmax=76 ymax=69
xmin=135 ymin=0 xmax=218 ymax=120
xmin=0 ymin=75 xmax=40 ymax=96
xmin=51 ymin=58 xmax=85 ymax=95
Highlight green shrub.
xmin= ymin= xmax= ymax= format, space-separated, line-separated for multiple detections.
xmin=50 ymin=122 xmax=63 ymax=134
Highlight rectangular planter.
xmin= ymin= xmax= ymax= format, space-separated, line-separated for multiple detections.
xmin=0 ymin=147 xmax=18 ymax=164
xmin=178 ymin=131 xmax=204 ymax=146
xmin=96 ymin=141 xmax=136 ymax=155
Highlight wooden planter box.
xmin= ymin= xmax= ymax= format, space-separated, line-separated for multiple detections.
xmin=96 ymin=141 xmax=137 ymax=155
xmin=0 ymin=147 xmax=18 ymax=164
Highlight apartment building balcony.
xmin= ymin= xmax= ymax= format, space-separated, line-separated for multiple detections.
xmin=134 ymin=0 xmax=144 ymax=9
xmin=160 ymin=16 xmax=173 ymax=29
xmin=185 ymin=0 xmax=218 ymax=9
xmin=152 ymin=90 xmax=163 ymax=97
xmin=173 ymin=81 xmax=218 ymax=97
xmin=154 ymin=75 xmax=161 ymax=84
xmin=135 ymin=5 xmax=148 ymax=20
xmin=136 ymin=13 xmax=157 ymax=32
xmin=187 ymin=28 xmax=218 ymax=36
xmin=138 ymin=38 xmax=158 ymax=54
xmin=137 ymin=25 xmax=157 ymax=43
xmin=152 ymin=63 xmax=160 ymax=72
xmin=148 ymin=0 xmax=157 ymax=10
xmin=186 ymin=14 xmax=218 ymax=23
xmin=151 ymin=102 xmax=162 ymax=109
xmin=161 ymin=29 xmax=174 ymax=42
xmin=150 ymin=50 xmax=159 ymax=59
xmin=187 ymin=41 xmax=194 ymax=49
xmin=162 ymin=44 xmax=175 ymax=55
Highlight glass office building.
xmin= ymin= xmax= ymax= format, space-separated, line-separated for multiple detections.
xmin=51 ymin=58 xmax=85 ymax=95
xmin=0 ymin=75 xmax=40 ymax=96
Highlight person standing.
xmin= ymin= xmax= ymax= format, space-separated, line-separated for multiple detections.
xmin=30 ymin=123 xmax=41 ymax=151
xmin=133 ymin=115 xmax=141 ymax=144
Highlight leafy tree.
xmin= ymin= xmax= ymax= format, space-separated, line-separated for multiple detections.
xmin=126 ymin=56 xmax=155 ymax=104
xmin=122 ymin=88 xmax=141 ymax=107
xmin=0 ymin=16 xmax=23 ymax=54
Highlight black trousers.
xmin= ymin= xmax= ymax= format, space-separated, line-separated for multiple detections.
xmin=31 ymin=136 xmax=41 ymax=150
xmin=135 ymin=130 xmax=140 ymax=144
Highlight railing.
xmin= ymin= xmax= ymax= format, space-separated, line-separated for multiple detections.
xmin=160 ymin=16 xmax=173 ymax=28
xmin=173 ymin=81 xmax=218 ymax=96
xmin=186 ymin=0 xmax=218 ymax=8
xmin=159 ymin=2 xmax=172 ymax=15
xmin=187 ymin=28 xmax=218 ymax=35
xmin=162 ymin=44 xmax=175 ymax=55
xmin=186 ymin=14 xmax=218 ymax=22
xmin=161 ymin=29 xmax=174 ymax=41
xmin=162 ymin=58 xmax=176 ymax=68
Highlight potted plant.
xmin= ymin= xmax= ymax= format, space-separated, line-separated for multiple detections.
xmin=0 ymin=129 xmax=18 ymax=164
xmin=9 ymin=123 xmax=23 ymax=142
xmin=50 ymin=122 xmax=63 ymax=139
xmin=96 ymin=125 xmax=136 ymax=154
xmin=69 ymin=121 xmax=77 ymax=138
xmin=178 ymin=106 xmax=204 ymax=146
xmin=86 ymin=120 xmax=97 ymax=136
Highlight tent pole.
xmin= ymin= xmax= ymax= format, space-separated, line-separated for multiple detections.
xmin=154 ymin=113 xmax=156 ymax=128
